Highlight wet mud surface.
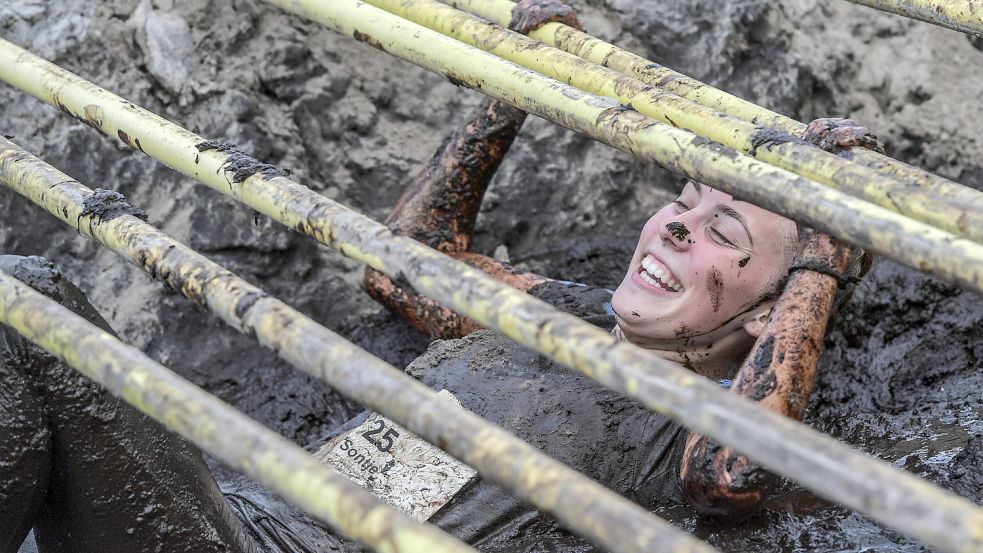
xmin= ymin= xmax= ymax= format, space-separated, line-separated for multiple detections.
xmin=0 ymin=0 xmax=981 ymax=551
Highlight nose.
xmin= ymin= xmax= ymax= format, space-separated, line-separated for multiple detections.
xmin=660 ymin=219 xmax=693 ymax=251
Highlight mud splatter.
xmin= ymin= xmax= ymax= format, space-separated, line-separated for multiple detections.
xmin=707 ymin=267 xmax=724 ymax=312
xmin=79 ymin=189 xmax=148 ymax=223
xmin=750 ymin=335 xmax=775 ymax=372
xmin=748 ymin=127 xmax=806 ymax=156
xmin=83 ymin=104 xmax=104 ymax=129
xmin=666 ymin=222 xmax=689 ymax=241
xmin=352 ymin=30 xmax=384 ymax=51
xmin=739 ymin=256 xmax=750 ymax=268
xmin=116 ymin=130 xmax=144 ymax=152
xmin=195 ymin=140 xmax=290 ymax=183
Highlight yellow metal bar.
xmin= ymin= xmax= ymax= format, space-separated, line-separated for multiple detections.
xmin=1 ymin=38 xmax=983 ymax=551
xmin=0 ymin=269 xmax=472 ymax=553
xmin=446 ymin=0 xmax=983 ymax=211
xmin=0 ymin=137 xmax=715 ymax=553
xmin=3 ymin=35 xmax=981 ymax=290
xmin=266 ymin=0 xmax=979 ymax=290
xmin=845 ymin=0 xmax=983 ymax=35
xmin=364 ymin=0 xmax=983 ymax=242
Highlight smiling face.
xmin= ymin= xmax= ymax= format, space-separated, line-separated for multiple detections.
xmin=612 ymin=181 xmax=797 ymax=352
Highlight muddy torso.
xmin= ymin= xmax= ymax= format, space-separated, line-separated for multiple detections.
xmin=224 ymin=281 xmax=687 ymax=552
xmin=407 ymin=281 xmax=686 ymax=547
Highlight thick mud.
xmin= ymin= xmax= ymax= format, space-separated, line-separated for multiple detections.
xmin=0 ymin=0 xmax=980 ymax=551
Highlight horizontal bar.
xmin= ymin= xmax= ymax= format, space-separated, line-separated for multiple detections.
xmin=1 ymin=36 xmax=982 ymax=552
xmin=249 ymin=2 xmax=983 ymax=293
xmin=0 ymin=269 xmax=472 ymax=553
xmin=446 ymin=0 xmax=983 ymax=212
xmin=0 ymin=137 xmax=715 ymax=553
xmin=5 ymin=32 xmax=983 ymax=292
xmin=364 ymin=0 xmax=983 ymax=243
xmin=844 ymin=0 xmax=983 ymax=36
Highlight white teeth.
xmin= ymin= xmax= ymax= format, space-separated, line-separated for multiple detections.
xmin=639 ymin=254 xmax=684 ymax=292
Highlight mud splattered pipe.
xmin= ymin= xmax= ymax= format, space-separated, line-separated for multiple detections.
xmin=158 ymin=0 xmax=983 ymax=292
xmin=0 ymin=138 xmax=716 ymax=553
xmin=0 ymin=41 xmax=981 ymax=553
xmin=1 ymin=40 xmax=982 ymax=293
xmin=363 ymin=0 xmax=983 ymax=243
xmin=0 ymin=271 xmax=472 ymax=553
xmin=447 ymin=0 xmax=983 ymax=212
xmin=845 ymin=0 xmax=983 ymax=36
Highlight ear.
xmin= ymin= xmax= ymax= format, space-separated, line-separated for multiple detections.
xmin=742 ymin=307 xmax=772 ymax=337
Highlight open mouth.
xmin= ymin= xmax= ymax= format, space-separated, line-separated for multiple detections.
xmin=638 ymin=254 xmax=684 ymax=292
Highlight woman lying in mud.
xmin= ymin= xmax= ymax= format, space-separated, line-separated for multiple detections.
xmin=1 ymin=2 xmax=880 ymax=552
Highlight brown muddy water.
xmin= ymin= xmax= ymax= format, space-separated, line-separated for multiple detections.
xmin=2 ymin=0 xmax=981 ymax=551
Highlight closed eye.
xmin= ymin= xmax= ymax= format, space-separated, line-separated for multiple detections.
xmin=674 ymin=200 xmax=690 ymax=211
xmin=710 ymin=228 xmax=739 ymax=248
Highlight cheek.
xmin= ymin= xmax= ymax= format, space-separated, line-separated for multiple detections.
xmin=638 ymin=216 xmax=662 ymax=243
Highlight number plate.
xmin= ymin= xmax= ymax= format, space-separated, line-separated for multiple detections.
xmin=313 ymin=389 xmax=477 ymax=522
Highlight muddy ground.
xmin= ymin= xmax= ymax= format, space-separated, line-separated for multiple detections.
xmin=1 ymin=0 xmax=981 ymax=551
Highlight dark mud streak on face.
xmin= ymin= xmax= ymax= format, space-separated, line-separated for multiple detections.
xmin=738 ymin=256 xmax=750 ymax=268
xmin=707 ymin=268 xmax=724 ymax=312
xmin=666 ymin=222 xmax=689 ymax=241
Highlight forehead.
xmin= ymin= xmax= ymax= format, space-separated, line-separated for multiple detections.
xmin=679 ymin=181 xmax=795 ymax=243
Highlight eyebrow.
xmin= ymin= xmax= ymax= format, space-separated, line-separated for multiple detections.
xmin=716 ymin=204 xmax=754 ymax=246
xmin=693 ymin=181 xmax=704 ymax=197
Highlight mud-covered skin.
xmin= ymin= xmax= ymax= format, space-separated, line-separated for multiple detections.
xmin=361 ymin=94 xmax=540 ymax=339
xmin=363 ymin=0 xmax=588 ymax=340
xmin=365 ymin=250 xmax=547 ymax=339
xmin=0 ymin=255 xmax=256 ymax=553
xmin=508 ymin=0 xmax=584 ymax=34
xmin=383 ymin=96 xmax=526 ymax=253
xmin=680 ymin=232 xmax=853 ymax=516
xmin=802 ymin=118 xmax=886 ymax=155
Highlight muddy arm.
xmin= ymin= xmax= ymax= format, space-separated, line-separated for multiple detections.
xmin=679 ymin=231 xmax=853 ymax=516
xmin=679 ymin=118 xmax=879 ymax=517
xmin=364 ymin=1 xmax=581 ymax=339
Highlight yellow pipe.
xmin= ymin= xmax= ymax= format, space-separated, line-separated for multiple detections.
xmin=364 ymin=0 xmax=983 ymax=242
xmin=0 ymin=137 xmax=716 ymax=553
xmin=1 ymin=36 xmax=982 ymax=551
xmin=845 ymin=0 xmax=983 ymax=36
xmin=2 ymin=35 xmax=981 ymax=291
xmin=446 ymin=0 xmax=983 ymax=212
xmin=0 ymin=269 xmax=472 ymax=553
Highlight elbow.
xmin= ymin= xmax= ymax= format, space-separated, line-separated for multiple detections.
xmin=681 ymin=436 xmax=775 ymax=518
